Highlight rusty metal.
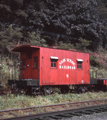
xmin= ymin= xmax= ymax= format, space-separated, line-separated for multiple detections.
xmin=1 ymin=104 xmax=107 ymax=120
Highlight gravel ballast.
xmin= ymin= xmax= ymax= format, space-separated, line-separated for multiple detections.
xmin=60 ymin=112 xmax=107 ymax=120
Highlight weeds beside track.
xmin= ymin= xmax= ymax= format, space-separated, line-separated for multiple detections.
xmin=0 ymin=99 xmax=107 ymax=120
xmin=1 ymin=91 xmax=107 ymax=110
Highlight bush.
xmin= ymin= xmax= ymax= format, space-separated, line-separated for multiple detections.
xmin=90 ymin=55 xmax=104 ymax=68
xmin=27 ymin=31 xmax=47 ymax=47
xmin=0 ymin=56 xmax=20 ymax=87
xmin=76 ymin=37 xmax=90 ymax=51
xmin=58 ymin=41 xmax=75 ymax=50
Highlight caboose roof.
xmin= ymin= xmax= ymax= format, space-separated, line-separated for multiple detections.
xmin=12 ymin=45 xmax=40 ymax=52
xmin=12 ymin=45 xmax=92 ymax=55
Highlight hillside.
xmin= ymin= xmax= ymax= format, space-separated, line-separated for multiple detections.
xmin=0 ymin=0 xmax=107 ymax=85
xmin=0 ymin=0 xmax=107 ymax=49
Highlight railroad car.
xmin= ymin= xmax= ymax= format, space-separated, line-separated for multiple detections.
xmin=8 ymin=45 xmax=107 ymax=94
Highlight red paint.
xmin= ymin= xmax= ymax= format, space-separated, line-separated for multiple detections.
xmin=103 ymin=80 xmax=107 ymax=85
xmin=12 ymin=45 xmax=90 ymax=86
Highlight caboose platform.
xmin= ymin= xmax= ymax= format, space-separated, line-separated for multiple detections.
xmin=8 ymin=79 xmax=39 ymax=87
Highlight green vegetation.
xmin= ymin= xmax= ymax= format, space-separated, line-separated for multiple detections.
xmin=0 ymin=25 xmax=23 ymax=50
xmin=0 ymin=54 xmax=19 ymax=86
xmin=97 ymin=68 xmax=107 ymax=78
xmin=90 ymin=56 xmax=104 ymax=69
xmin=27 ymin=31 xmax=47 ymax=47
xmin=0 ymin=0 xmax=107 ymax=91
xmin=58 ymin=41 xmax=75 ymax=50
xmin=0 ymin=0 xmax=107 ymax=50
xmin=76 ymin=37 xmax=91 ymax=51
xmin=0 ymin=92 xmax=107 ymax=110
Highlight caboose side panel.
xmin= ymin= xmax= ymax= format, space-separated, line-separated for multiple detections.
xmin=76 ymin=52 xmax=90 ymax=84
xmin=67 ymin=51 xmax=77 ymax=84
xmin=58 ymin=50 xmax=77 ymax=85
xmin=40 ymin=47 xmax=90 ymax=86
xmin=40 ymin=48 xmax=58 ymax=85
xmin=58 ymin=50 xmax=69 ymax=85
xmin=83 ymin=54 xmax=90 ymax=84
xmin=49 ymin=48 xmax=58 ymax=84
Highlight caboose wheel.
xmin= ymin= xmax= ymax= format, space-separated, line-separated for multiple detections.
xmin=76 ymin=86 xmax=85 ymax=93
xmin=90 ymin=85 xmax=95 ymax=92
xmin=43 ymin=86 xmax=53 ymax=95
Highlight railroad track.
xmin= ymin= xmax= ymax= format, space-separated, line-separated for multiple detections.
xmin=1 ymin=99 xmax=107 ymax=120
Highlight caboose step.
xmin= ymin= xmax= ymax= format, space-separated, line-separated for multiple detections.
xmin=32 ymin=87 xmax=38 ymax=89
xmin=31 ymin=86 xmax=40 ymax=95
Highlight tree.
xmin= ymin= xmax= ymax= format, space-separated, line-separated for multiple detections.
xmin=76 ymin=37 xmax=90 ymax=51
xmin=0 ymin=0 xmax=107 ymax=50
xmin=26 ymin=0 xmax=107 ymax=49
xmin=25 ymin=31 xmax=47 ymax=47
xmin=0 ymin=25 xmax=23 ymax=51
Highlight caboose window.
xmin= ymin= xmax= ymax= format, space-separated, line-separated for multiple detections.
xmin=77 ymin=61 xmax=82 ymax=69
xmin=50 ymin=56 xmax=58 ymax=68
xmin=28 ymin=53 xmax=32 ymax=59
xmin=51 ymin=59 xmax=57 ymax=68
xmin=34 ymin=57 xmax=38 ymax=67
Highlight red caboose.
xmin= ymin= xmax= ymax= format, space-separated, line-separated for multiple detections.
xmin=8 ymin=45 xmax=90 ymax=94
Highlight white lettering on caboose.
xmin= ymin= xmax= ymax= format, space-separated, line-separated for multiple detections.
xmin=67 ymin=58 xmax=75 ymax=66
xmin=59 ymin=58 xmax=66 ymax=65
xmin=59 ymin=58 xmax=76 ymax=70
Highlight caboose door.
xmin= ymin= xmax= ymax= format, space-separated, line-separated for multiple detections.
xmin=27 ymin=52 xmax=32 ymax=79
xmin=21 ymin=52 xmax=26 ymax=79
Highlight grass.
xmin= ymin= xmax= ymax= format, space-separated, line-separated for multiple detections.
xmin=0 ymin=91 xmax=107 ymax=110
xmin=90 ymin=66 xmax=107 ymax=78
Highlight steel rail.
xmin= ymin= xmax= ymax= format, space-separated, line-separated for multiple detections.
xmin=2 ymin=104 xmax=107 ymax=120
xmin=0 ymin=99 xmax=107 ymax=120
